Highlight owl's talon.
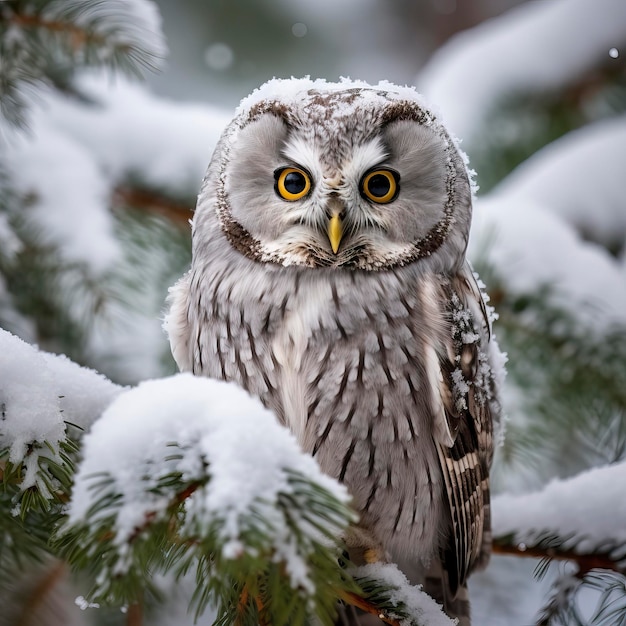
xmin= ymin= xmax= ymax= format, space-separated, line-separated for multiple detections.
xmin=364 ymin=547 xmax=384 ymax=564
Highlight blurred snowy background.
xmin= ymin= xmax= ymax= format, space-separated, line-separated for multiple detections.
xmin=1 ymin=0 xmax=626 ymax=624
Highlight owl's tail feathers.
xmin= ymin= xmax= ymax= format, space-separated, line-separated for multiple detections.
xmin=423 ymin=562 xmax=471 ymax=626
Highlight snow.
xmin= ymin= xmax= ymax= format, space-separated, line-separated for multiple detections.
xmin=492 ymin=460 xmax=626 ymax=564
xmin=1 ymin=2 xmax=624 ymax=619
xmin=0 ymin=211 xmax=21 ymax=260
xmin=492 ymin=115 xmax=626 ymax=248
xmin=418 ymin=0 xmax=626 ymax=142
xmin=67 ymin=374 xmax=352 ymax=591
xmin=41 ymin=75 xmax=231 ymax=201
xmin=469 ymin=195 xmax=626 ymax=329
xmin=5 ymin=72 xmax=230 ymax=275
xmin=237 ymin=76 xmax=437 ymax=118
xmin=470 ymin=555 xmax=558 ymax=626
xmin=0 ymin=329 xmax=122 ymax=492
xmin=6 ymin=73 xmax=232 ymax=382
xmin=353 ymin=563 xmax=455 ymax=626
xmin=10 ymin=124 xmax=120 ymax=273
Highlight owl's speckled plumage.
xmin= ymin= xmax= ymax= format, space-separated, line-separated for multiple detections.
xmin=165 ymin=78 xmax=504 ymax=625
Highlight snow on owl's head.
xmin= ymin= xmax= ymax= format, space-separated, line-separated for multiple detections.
xmin=193 ymin=78 xmax=474 ymax=273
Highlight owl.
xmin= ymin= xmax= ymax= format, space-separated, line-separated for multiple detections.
xmin=165 ymin=78 xmax=504 ymax=625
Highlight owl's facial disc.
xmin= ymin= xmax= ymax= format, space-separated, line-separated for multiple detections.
xmin=262 ymin=156 xmax=409 ymax=266
xmin=219 ymin=103 xmax=470 ymax=271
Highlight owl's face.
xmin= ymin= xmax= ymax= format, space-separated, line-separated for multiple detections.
xmin=198 ymin=79 xmax=473 ymax=273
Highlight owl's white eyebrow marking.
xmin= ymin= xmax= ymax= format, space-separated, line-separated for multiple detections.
xmin=281 ymin=136 xmax=323 ymax=180
xmin=343 ymin=137 xmax=388 ymax=181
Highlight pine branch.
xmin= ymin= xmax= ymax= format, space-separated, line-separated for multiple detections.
xmin=126 ymin=599 xmax=143 ymax=626
xmin=112 ymin=186 xmax=194 ymax=228
xmin=535 ymin=573 xmax=585 ymax=626
xmin=473 ymin=259 xmax=626 ymax=480
xmin=494 ymin=530 xmax=626 ymax=625
xmin=350 ymin=564 xmax=455 ymax=626
xmin=470 ymin=56 xmax=626 ymax=193
xmin=54 ymin=376 xmax=359 ymax=624
xmin=59 ymin=466 xmax=359 ymax=624
xmin=493 ymin=539 xmax=625 ymax=576
xmin=0 ymin=0 xmax=166 ymax=129
xmin=50 ymin=376 xmax=459 ymax=626
xmin=338 ymin=590 xmax=402 ymax=625
xmin=13 ymin=560 xmax=68 ymax=626
xmin=8 ymin=11 xmax=122 ymax=51
xmin=534 ymin=570 xmax=626 ymax=626
xmin=0 ymin=443 xmax=74 ymax=595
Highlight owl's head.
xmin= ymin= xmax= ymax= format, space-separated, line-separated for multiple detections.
xmin=194 ymin=78 xmax=474 ymax=273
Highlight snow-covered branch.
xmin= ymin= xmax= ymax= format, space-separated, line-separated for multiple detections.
xmin=0 ymin=337 xmax=454 ymax=625
xmin=492 ymin=461 xmax=626 ymax=573
xmin=350 ymin=564 xmax=455 ymax=626
xmin=62 ymin=374 xmax=358 ymax=623
xmin=0 ymin=328 xmax=122 ymax=494
xmin=418 ymin=0 xmax=626 ymax=143
xmin=0 ymin=0 xmax=167 ymax=129
xmin=492 ymin=115 xmax=626 ymax=249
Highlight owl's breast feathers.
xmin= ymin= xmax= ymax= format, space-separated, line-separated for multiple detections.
xmin=167 ymin=259 xmax=501 ymax=595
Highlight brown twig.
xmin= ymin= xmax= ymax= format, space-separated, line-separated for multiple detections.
xmin=234 ymin=584 xmax=249 ymax=626
xmin=126 ymin=481 xmax=201 ymax=543
xmin=15 ymin=560 xmax=68 ymax=626
xmin=492 ymin=540 xmax=625 ymax=576
xmin=126 ymin=599 xmax=143 ymax=626
xmin=254 ymin=592 xmax=269 ymax=626
xmin=8 ymin=12 xmax=128 ymax=53
xmin=234 ymin=584 xmax=270 ymax=626
xmin=337 ymin=589 xmax=402 ymax=626
xmin=112 ymin=186 xmax=194 ymax=228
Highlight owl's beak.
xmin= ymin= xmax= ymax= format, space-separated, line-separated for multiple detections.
xmin=327 ymin=214 xmax=343 ymax=254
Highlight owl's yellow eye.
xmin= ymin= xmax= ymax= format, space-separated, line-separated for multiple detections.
xmin=275 ymin=167 xmax=312 ymax=201
xmin=361 ymin=169 xmax=399 ymax=204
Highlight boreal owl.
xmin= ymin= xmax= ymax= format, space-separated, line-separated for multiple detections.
xmin=165 ymin=78 xmax=504 ymax=626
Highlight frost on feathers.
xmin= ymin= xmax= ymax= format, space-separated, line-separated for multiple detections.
xmin=235 ymin=76 xmax=477 ymax=196
xmin=66 ymin=374 xmax=352 ymax=592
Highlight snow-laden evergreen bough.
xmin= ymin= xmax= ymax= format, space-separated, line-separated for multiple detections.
xmin=61 ymin=373 xmax=456 ymax=626
xmin=165 ymin=77 xmax=506 ymax=626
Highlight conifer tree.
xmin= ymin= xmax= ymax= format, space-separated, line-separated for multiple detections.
xmin=1 ymin=1 xmax=625 ymax=625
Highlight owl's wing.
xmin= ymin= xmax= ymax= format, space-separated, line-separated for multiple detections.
xmin=433 ymin=263 xmax=496 ymax=595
